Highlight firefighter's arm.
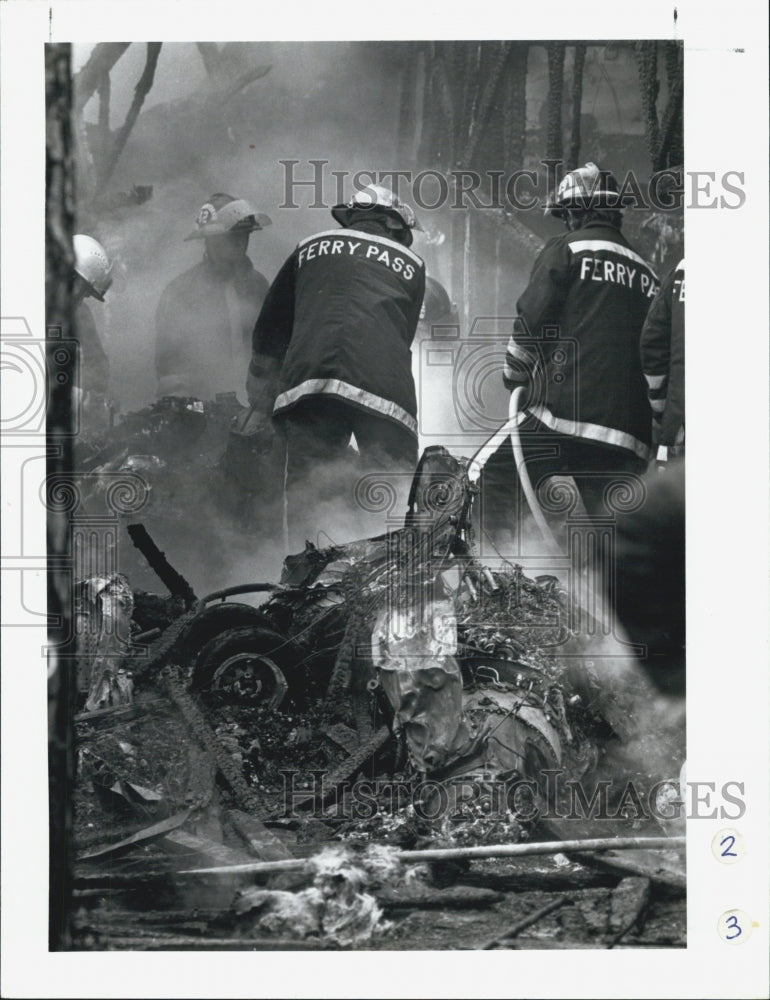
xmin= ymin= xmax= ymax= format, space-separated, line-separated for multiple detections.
xmin=502 ymin=318 xmax=539 ymax=390
xmin=504 ymin=241 xmax=567 ymax=392
xmin=246 ymin=354 xmax=281 ymax=415
xmin=640 ymin=269 xmax=675 ymax=433
xmin=246 ymin=253 xmax=296 ymax=412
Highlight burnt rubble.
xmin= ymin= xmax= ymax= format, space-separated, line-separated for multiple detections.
xmin=71 ymin=444 xmax=685 ymax=950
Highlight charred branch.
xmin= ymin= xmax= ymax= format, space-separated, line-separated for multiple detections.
xmin=217 ymin=64 xmax=272 ymax=103
xmin=228 ymin=809 xmax=296 ymax=861
xmin=77 ymin=809 xmax=193 ymax=862
xmin=73 ymin=42 xmax=131 ymax=114
xmin=74 ymin=696 xmax=165 ymax=728
xmin=503 ymin=45 xmax=528 ymax=172
xmin=545 ymin=42 xmax=566 ymax=166
xmin=460 ymin=41 xmax=511 ymax=168
xmin=196 ymin=42 xmax=225 ymax=83
xmin=568 ymin=43 xmax=587 ymax=170
xmin=162 ymin=666 xmax=267 ymax=817
xmin=97 ymin=42 xmax=162 ymax=192
xmin=127 ymin=523 xmax=197 ymax=607
xmin=96 ymin=71 xmax=111 ymax=144
xmin=636 ymin=41 xmax=661 ymax=169
xmin=654 ymin=48 xmax=684 ymax=171
xmin=483 ymin=897 xmax=569 ymax=948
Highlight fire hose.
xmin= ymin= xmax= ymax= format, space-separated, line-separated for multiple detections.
xmin=506 ymin=386 xmax=562 ymax=552
xmin=469 ymin=386 xmax=562 ymax=553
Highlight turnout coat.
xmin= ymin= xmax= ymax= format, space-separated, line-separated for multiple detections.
xmin=250 ymin=228 xmax=426 ymax=436
xmin=505 ymin=220 xmax=660 ymax=461
xmin=640 ymin=258 xmax=685 ymax=448
xmin=156 ymin=257 xmax=269 ymax=401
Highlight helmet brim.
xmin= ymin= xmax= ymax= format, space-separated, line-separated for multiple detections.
xmin=545 ymin=193 xmax=625 ymax=218
xmin=183 ymin=212 xmax=272 ymax=242
xmin=331 ymin=204 xmax=423 ymax=232
xmin=74 ymin=269 xmax=111 ymax=301
xmin=331 ymin=205 xmax=355 ymax=227
xmin=85 ymin=284 xmax=107 ymax=302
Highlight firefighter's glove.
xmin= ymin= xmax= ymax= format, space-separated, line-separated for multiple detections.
xmin=502 ymin=319 xmax=537 ymax=396
xmin=229 ymin=407 xmax=275 ymax=456
xmin=246 ymin=355 xmax=280 ymax=417
xmin=502 ymin=358 xmax=533 ymax=390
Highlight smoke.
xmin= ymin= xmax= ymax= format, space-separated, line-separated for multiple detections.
xmin=72 ymin=41 xmax=665 ymax=591
xmin=74 ymin=42 xmax=544 ymax=421
xmin=74 ymin=44 xmax=382 ymax=407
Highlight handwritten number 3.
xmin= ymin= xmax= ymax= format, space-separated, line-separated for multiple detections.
xmin=720 ymin=835 xmax=737 ymax=857
xmin=725 ymin=914 xmax=742 ymax=940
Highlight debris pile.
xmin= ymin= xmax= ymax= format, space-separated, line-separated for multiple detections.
xmin=70 ymin=441 xmax=685 ymax=950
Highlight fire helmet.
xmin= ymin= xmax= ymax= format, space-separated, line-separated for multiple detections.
xmin=545 ymin=162 xmax=622 ymax=218
xmin=332 ymin=185 xmax=421 ymax=245
xmin=73 ymin=234 xmax=113 ymax=301
xmin=184 ymin=193 xmax=272 ymax=241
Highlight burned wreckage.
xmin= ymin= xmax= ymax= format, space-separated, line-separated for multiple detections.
xmin=71 ymin=399 xmax=685 ymax=949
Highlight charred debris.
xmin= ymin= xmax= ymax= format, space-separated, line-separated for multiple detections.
xmin=72 ymin=411 xmax=685 ymax=950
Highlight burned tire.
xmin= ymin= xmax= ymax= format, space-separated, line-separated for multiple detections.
xmin=178 ymin=603 xmax=277 ymax=663
xmin=190 ymin=625 xmax=292 ymax=707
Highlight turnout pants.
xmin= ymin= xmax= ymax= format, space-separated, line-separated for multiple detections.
xmin=477 ymin=416 xmax=648 ymax=557
xmin=279 ymin=395 xmax=418 ymax=552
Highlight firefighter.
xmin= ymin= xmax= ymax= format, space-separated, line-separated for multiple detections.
xmin=155 ymin=193 xmax=272 ymax=402
xmin=641 ymin=258 xmax=685 ymax=460
xmin=478 ymin=162 xmax=659 ymax=547
xmin=72 ymin=234 xmax=113 ymax=430
xmin=248 ymin=185 xmax=426 ymax=549
xmin=640 ymin=167 xmax=685 ymax=461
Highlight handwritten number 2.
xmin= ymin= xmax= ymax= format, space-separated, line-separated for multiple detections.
xmin=720 ymin=835 xmax=737 ymax=858
xmin=725 ymin=914 xmax=742 ymax=940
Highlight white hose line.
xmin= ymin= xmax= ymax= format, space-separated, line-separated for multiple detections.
xmin=507 ymin=386 xmax=563 ymax=552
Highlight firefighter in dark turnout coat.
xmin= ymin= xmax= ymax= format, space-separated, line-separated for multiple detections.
xmin=155 ymin=194 xmax=271 ymax=402
xmin=248 ymin=185 xmax=426 ymax=548
xmin=641 ymin=258 xmax=685 ymax=457
xmin=479 ymin=163 xmax=659 ymax=544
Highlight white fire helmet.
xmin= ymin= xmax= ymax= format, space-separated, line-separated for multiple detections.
xmin=73 ymin=234 xmax=113 ymax=301
xmin=545 ymin=162 xmax=623 ymax=218
xmin=332 ymin=184 xmax=421 ymax=244
xmin=184 ymin=193 xmax=272 ymax=241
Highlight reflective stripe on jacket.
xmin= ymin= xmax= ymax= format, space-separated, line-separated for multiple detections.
xmin=506 ymin=220 xmax=659 ymax=460
xmin=251 ymin=228 xmax=425 ymax=435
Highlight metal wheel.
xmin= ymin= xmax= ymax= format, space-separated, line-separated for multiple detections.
xmin=210 ymin=651 xmax=288 ymax=708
